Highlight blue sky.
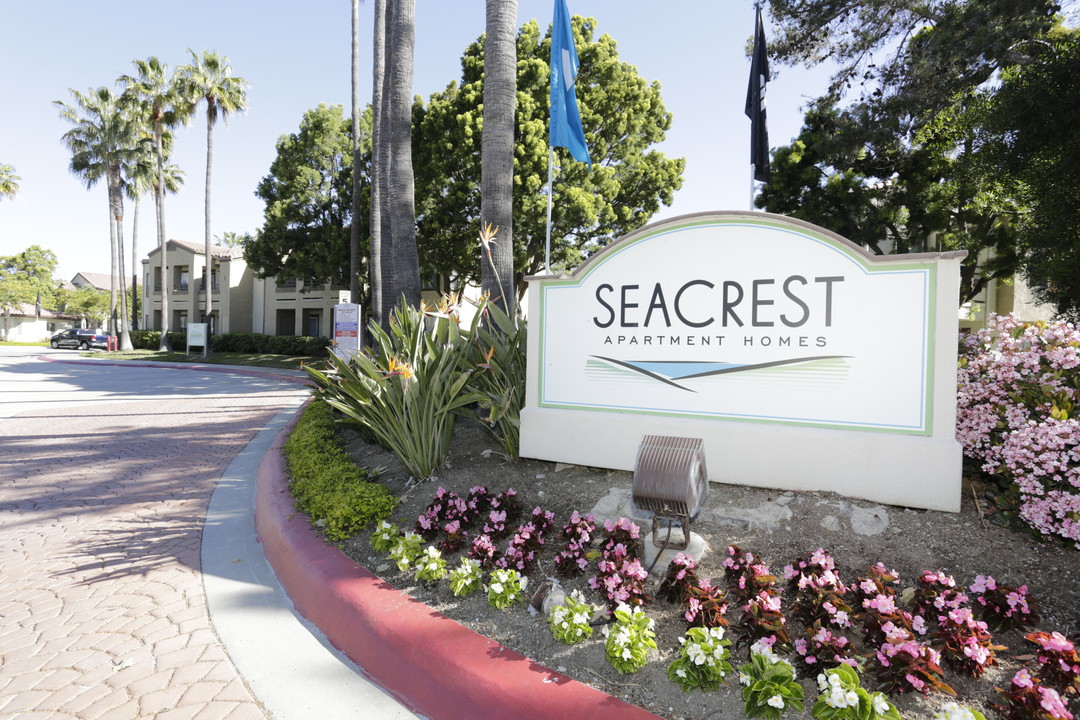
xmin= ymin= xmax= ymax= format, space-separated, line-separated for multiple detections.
xmin=0 ymin=1 xmax=835 ymax=281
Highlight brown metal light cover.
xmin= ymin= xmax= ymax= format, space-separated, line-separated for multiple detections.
xmin=631 ymin=435 xmax=709 ymax=550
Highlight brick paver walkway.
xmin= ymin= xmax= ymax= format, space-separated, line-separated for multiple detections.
xmin=0 ymin=363 xmax=307 ymax=719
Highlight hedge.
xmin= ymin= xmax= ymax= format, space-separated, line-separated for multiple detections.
xmin=130 ymin=330 xmax=328 ymax=357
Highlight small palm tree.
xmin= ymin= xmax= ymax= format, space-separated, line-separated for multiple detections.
xmin=180 ymin=50 xmax=249 ymax=337
xmin=55 ymin=87 xmax=142 ymax=349
xmin=122 ymin=140 xmax=184 ymax=331
xmin=120 ymin=57 xmax=190 ymax=350
xmin=0 ymin=163 xmax=20 ymax=201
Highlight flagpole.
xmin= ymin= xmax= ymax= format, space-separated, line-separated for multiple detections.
xmin=545 ymin=147 xmax=554 ymax=274
xmin=750 ymin=167 xmax=756 ymax=211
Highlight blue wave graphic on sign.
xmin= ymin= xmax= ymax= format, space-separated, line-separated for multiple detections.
xmin=588 ymin=355 xmax=852 ymax=392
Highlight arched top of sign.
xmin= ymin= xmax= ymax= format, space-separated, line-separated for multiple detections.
xmin=532 ymin=211 xmax=966 ymax=283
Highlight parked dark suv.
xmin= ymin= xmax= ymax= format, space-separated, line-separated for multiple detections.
xmin=50 ymin=329 xmax=109 ymax=350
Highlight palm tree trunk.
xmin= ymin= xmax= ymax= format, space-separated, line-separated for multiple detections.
xmin=155 ymin=127 xmax=171 ymax=351
xmin=350 ymin=0 xmax=362 ymax=306
xmin=480 ymin=0 xmax=518 ymax=317
xmin=203 ymin=112 xmax=214 ymax=354
xmin=131 ymin=194 xmax=140 ymax=331
xmin=386 ymin=0 xmax=421 ymax=310
xmin=371 ymin=0 xmax=388 ymax=328
xmin=107 ymin=189 xmax=118 ymax=337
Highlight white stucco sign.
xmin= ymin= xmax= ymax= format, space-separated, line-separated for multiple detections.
xmin=520 ymin=212 xmax=967 ymax=511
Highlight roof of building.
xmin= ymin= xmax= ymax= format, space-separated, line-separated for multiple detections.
xmin=144 ymin=239 xmax=245 ymax=261
xmin=6 ymin=302 xmax=77 ymax=320
xmin=70 ymin=271 xmax=112 ymax=290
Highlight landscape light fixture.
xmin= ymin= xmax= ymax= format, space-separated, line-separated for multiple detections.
xmin=631 ymin=435 xmax=709 ymax=551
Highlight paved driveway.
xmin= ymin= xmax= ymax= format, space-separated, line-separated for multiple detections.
xmin=0 ymin=348 xmax=310 ymax=719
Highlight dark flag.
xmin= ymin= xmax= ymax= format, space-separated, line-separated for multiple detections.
xmin=745 ymin=4 xmax=770 ymax=182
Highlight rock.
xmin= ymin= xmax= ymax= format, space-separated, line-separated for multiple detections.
xmin=821 ymin=514 xmax=842 ymax=532
xmin=849 ymin=505 xmax=890 ymax=535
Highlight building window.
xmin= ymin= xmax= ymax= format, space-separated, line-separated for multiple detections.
xmin=303 ymin=309 xmax=322 ymax=337
xmin=275 ymin=309 xmax=296 ymax=336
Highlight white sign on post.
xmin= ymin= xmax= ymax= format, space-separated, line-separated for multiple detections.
xmin=187 ymin=322 xmax=208 ymax=351
xmin=333 ymin=303 xmax=361 ymax=360
xmin=520 ymin=211 xmax=967 ymax=511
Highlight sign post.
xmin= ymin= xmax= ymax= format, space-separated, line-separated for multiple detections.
xmin=186 ymin=323 xmax=208 ymax=357
xmin=520 ymin=211 xmax=967 ymax=512
xmin=332 ymin=303 xmax=361 ymax=361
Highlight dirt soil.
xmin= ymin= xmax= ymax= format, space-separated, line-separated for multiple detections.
xmin=338 ymin=418 xmax=1079 ymax=720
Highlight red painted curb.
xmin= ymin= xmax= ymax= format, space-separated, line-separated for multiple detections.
xmin=254 ymin=409 xmax=663 ymax=720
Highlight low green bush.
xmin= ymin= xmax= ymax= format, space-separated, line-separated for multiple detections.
xmin=129 ymin=329 xmax=328 ymax=356
xmin=283 ymin=400 xmax=397 ymax=542
xmin=305 ymin=302 xmax=483 ymax=481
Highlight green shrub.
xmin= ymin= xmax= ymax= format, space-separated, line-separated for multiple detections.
xmin=283 ymin=400 xmax=397 ymax=542
xmin=459 ymin=297 xmax=527 ymax=460
xmin=305 ymin=302 xmax=483 ymax=481
xmin=130 ymin=330 xmax=328 ymax=356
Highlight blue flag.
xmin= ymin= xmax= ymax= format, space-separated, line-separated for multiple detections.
xmin=549 ymin=0 xmax=591 ymax=168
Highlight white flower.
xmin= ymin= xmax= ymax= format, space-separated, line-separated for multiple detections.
xmin=817 ymin=673 xmax=828 ymax=691
xmin=621 ymin=648 xmax=632 ymax=660
xmin=490 ymin=582 xmax=503 ymax=595
xmin=739 ymin=672 xmax=751 ymax=686
xmin=845 ymin=690 xmax=859 ymax=707
xmin=872 ymin=693 xmax=891 ymax=716
xmin=767 ymin=695 xmax=785 ymax=709
xmin=675 ymin=668 xmax=687 ymax=678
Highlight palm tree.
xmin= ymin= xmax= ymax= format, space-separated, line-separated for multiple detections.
xmin=55 ymin=87 xmax=141 ymax=349
xmin=371 ymin=0 xmax=390 ymax=327
xmin=385 ymin=0 xmax=421 ymax=309
xmin=120 ymin=57 xmax=188 ymax=350
xmin=123 ymin=143 xmax=184 ymax=331
xmin=480 ymin=0 xmax=519 ymax=316
xmin=350 ymin=0 xmax=363 ymax=305
xmin=180 ymin=50 xmax=249 ymax=339
xmin=0 ymin=164 xmax=20 ymax=200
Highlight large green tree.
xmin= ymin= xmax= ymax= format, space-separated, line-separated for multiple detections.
xmin=0 ymin=246 xmax=58 ymax=340
xmin=761 ymin=0 xmax=1074 ymax=314
xmin=180 ymin=50 xmax=248 ymax=332
xmin=940 ymin=27 xmax=1080 ymax=318
xmin=757 ymin=100 xmax=1022 ymax=305
xmin=414 ymin=17 xmax=685 ymax=291
xmin=245 ymin=104 xmax=371 ymax=293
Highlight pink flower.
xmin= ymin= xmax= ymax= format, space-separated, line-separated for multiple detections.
xmin=1012 ymin=668 xmax=1035 ymax=688
xmin=1038 ymin=687 xmax=1073 ymax=720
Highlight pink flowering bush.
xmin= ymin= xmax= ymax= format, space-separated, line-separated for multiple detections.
xmin=735 ymin=589 xmax=791 ymax=651
xmin=933 ymin=606 xmax=1002 ymax=678
xmin=995 ymin=668 xmax=1075 ymax=720
xmin=683 ymin=580 xmax=729 ymax=629
xmin=588 ymin=518 xmax=650 ymax=608
xmin=1026 ymin=631 xmax=1080 ymax=698
xmin=913 ymin=570 xmax=968 ymax=625
xmin=724 ymin=544 xmax=779 ymax=604
xmin=793 ymin=623 xmax=859 ymax=670
xmin=783 ymin=548 xmax=853 ymax=630
xmin=956 ymin=314 xmax=1080 ymax=547
xmin=496 ymin=506 xmax=555 ymax=573
xmin=969 ymin=574 xmax=1041 ymax=632
xmin=657 ymin=553 xmax=701 ymax=604
xmin=553 ymin=510 xmax=597 ymax=578
xmin=870 ymin=621 xmax=954 ymax=696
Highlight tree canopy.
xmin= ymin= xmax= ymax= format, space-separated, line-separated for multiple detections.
xmin=243 ymin=17 xmax=685 ymax=304
xmin=761 ymin=0 xmax=1077 ymax=315
xmin=414 ymin=16 xmax=685 ymax=288
xmin=0 ymin=245 xmax=59 ymax=313
xmin=244 ymin=104 xmax=370 ymax=290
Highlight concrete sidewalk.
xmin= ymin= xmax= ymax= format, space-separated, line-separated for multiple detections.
xmin=0 ymin=353 xmax=417 ymax=720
